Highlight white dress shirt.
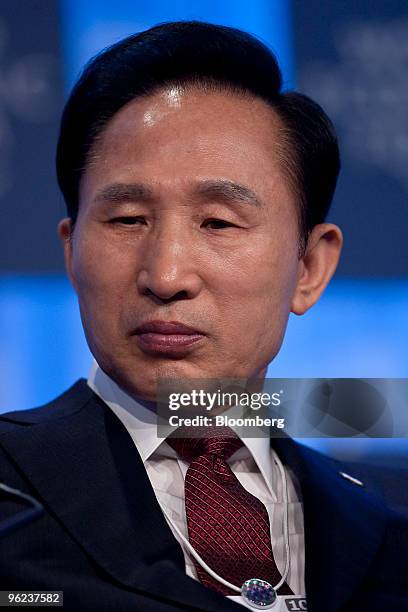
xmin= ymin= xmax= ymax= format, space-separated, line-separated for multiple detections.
xmin=87 ymin=361 xmax=305 ymax=608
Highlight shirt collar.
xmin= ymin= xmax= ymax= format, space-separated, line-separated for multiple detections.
xmin=87 ymin=360 xmax=164 ymax=462
xmin=87 ymin=360 xmax=277 ymax=498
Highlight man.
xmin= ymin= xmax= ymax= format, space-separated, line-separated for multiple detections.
xmin=0 ymin=21 xmax=406 ymax=611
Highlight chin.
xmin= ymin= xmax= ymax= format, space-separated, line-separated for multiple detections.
xmin=125 ymin=360 xmax=210 ymax=400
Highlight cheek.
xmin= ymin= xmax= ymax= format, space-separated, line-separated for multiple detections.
xmin=71 ymin=225 xmax=127 ymax=291
xmin=70 ymin=230 xmax=131 ymax=338
xmin=213 ymin=233 xmax=298 ymax=306
xmin=211 ymin=236 xmax=298 ymax=349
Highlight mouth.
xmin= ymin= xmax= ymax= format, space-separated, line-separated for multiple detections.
xmin=134 ymin=320 xmax=205 ymax=355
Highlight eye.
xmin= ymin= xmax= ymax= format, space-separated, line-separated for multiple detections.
xmin=202 ymin=218 xmax=237 ymax=230
xmin=110 ymin=216 xmax=146 ymax=225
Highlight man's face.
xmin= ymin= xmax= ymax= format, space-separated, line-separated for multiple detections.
xmin=61 ymin=87 xmax=305 ymax=400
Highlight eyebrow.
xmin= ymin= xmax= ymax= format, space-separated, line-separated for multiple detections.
xmin=194 ymin=179 xmax=263 ymax=208
xmin=93 ymin=179 xmax=263 ymax=208
xmin=93 ymin=183 xmax=154 ymax=205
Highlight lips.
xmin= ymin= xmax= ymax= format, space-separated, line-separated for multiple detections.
xmin=134 ymin=320 xmax=205 ymax=355
xmin=136 ymin=320 xmax=201 ymax=335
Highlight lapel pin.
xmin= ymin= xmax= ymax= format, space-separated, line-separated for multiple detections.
xmin=339 ymin=471 xmax=364 ymax=487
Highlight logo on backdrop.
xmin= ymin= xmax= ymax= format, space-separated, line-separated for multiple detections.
xmin=301 ymin=18 xmax=408 ymax=190
xmin=0 ymin=17 xmax=59 ymax=197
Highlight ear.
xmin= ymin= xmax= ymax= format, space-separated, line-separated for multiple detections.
xmin=57 ymin=218 xmax=78 ymax=293
xmin=291 ymin=223 xmax=343 ymax=315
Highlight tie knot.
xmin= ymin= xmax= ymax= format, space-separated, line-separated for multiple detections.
xmin=167 ymin=425 xmax=243 ymax=462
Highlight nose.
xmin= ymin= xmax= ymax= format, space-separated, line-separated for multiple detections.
xmin=136 ymin=222 xmax=203 ymax=303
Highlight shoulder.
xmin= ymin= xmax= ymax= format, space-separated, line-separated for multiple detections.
xmin=283 ymin=439 xmax=408 ymax=515
xmin=313 ymin=444 xmax=408 ymax=514
xmin=295 ymin=440 xmax=408 ymax=483
xmin=341 ymin=457 xmax=408 ymax=514
xmin=0 ymin=379 xmax=94 ymax=433
xmin=0 ymin=380 xmax=99 ymax=486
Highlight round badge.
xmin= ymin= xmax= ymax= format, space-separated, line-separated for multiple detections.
xmin=241 ymin=578 xmax=277 ymax=609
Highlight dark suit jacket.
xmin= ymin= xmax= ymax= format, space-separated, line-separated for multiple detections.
xmin=0 ymin=380 xmax=407 ymax=611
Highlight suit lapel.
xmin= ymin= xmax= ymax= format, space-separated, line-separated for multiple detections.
xmin=273 ymin=437 xmax=388 ymax=612
xmin=1 ymin=383 xmax=242 ymax=612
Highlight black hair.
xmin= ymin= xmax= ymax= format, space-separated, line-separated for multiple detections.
xmin=56 ymin=20 xmax=340 ymax=253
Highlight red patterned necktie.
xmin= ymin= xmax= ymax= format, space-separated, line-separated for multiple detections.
xmin=167 ymin=426 xmax=292 ymax=596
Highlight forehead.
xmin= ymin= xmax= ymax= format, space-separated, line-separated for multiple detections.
xmin=81 ymin=86 xmax=295 ymax=210
xmin=90 ymin=85 xmax=285 ymax=161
